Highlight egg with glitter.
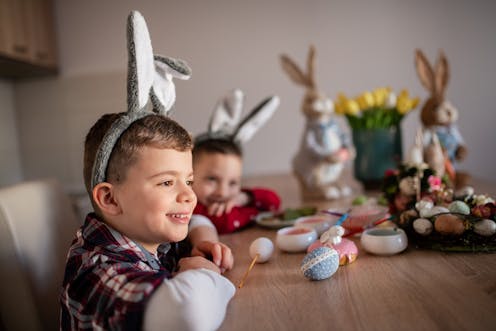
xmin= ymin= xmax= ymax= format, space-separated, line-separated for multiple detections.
xmin=301 ymin=247 xmax=339 ymax=280
xmin=448 ymin=201 xmax=471 ymax=215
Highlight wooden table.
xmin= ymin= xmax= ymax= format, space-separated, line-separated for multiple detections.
xmin=218 ymin=173 xmax=496 ymax=331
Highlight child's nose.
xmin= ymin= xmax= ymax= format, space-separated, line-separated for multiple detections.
xmin=213 ymin=184 xmax=229 ymax=198
xmin=178 ymin=185 xmax=196 ymax=203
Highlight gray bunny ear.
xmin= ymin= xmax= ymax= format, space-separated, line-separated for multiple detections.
xmin=127 ymin=11 xmax=192 ymax=115
xmin=208 ymin=89 xmax=244 ymax=134
xmin=127 ymin=10 xmax=155 ymax=113
xmin=233 ymin=95 xmax=280 ymax=144
xmin=152 ymin=55 xmax=192 ymax=115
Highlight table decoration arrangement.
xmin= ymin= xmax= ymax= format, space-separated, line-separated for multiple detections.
xmin=382 ymin=163 xmax=496 ymax=252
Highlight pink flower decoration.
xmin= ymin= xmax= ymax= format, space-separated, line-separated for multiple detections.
xmin=428 ymin=175 xmax=442 ymax=191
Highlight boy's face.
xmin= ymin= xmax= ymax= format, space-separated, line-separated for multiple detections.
xmin=110 ymin=146 xmax=196 ymax=251
xmin=192 ymin=152 xmax=243 ymax=207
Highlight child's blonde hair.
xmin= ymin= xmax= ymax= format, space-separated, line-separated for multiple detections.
xmin=84 ymin=113 xmax=192 ymax=204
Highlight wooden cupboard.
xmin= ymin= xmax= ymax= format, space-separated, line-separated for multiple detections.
xmin=0 ymin=0 xmax=58 ymax=78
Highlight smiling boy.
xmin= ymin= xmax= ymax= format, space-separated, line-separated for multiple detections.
xmin=60 ymin=114 xmax=235 ymax=331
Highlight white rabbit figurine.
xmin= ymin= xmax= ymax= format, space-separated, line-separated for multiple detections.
xmin=280 ymin=45 xmax=357 ymax=200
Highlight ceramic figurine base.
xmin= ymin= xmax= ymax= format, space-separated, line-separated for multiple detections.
xmin=295 ymin=167 xmax=363 ymax=201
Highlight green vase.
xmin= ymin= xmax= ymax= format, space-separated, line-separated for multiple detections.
xmin=352 ymin=126 xmax=402 ymax=190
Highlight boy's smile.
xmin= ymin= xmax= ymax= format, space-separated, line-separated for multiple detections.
xmin=108 ymin=146 xmax=197 ymax=252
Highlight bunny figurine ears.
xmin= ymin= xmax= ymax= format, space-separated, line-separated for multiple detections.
xmin=196 ymin=89 xmax=280 ymax=146
xmin=91 ymin=11 xmax=191 ymax=188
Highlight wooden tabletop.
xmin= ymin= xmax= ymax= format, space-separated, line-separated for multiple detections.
xmin=218 ymin=173 xmax=496 ymax=331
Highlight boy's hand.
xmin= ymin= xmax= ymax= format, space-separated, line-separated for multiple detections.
xmin=191 ymin=241 xmax=234 ymax=273
xmin=208 ymin=192 xmax=251 ymax=217
xmin=177 ymin=256 xmax=220 ymax=274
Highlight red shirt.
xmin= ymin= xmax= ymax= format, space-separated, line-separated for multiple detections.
xmin=193 ymin=187 xmax=281 ymax=234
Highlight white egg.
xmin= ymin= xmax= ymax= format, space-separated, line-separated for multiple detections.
xmin=473 ymin=219 xmax=496 ymax=237
xmin=413 ymin=218 xmax=433 ymax=236
xmin=423 ymin=206 xmax=450 ymax=218
xmin=419 ymin=207 xmax=432 ymax=218
xmin=249 ymin=237 xmax=274 ymax=263
xmin=416 ymin=199 xmax=434 ymax=211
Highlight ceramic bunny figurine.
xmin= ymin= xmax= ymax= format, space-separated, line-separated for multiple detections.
xmin=280 ymin=45 xmax=355 ymax=200
xmin=195 ymin=88 xmax=280 ymax=144
xmin=414 ymin=49 xmax=468 ymax=188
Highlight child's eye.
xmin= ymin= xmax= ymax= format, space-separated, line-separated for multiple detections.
xmin=207 ymin=176 xmax=217 ymax=182
xmin=229 ymin=181 xmax=239 ymax=188
xmin=161 ymin=180 xmax=173 ymax=186
xmin=186 ymin=180 xmax=194 ymax=186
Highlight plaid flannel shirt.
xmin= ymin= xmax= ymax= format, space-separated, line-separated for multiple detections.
xmin=60 ymin=213 xmax=184 ymax=331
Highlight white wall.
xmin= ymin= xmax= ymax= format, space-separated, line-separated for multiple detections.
xmin=13 ymin=0 xmax=496 ymax=192
xmin=0 ymin=80 xmax=23 ymax=187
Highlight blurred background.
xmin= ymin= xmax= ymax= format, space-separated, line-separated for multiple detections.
xmin=1 ymin=0 xmax=495 ymax=195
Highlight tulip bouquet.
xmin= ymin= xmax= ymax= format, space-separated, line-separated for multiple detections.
xmin=334 ymin=87 xmax=419 ymax=130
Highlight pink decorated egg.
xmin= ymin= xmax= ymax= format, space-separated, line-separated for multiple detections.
xmin=307 ymin=238 xmax=358 ymax=265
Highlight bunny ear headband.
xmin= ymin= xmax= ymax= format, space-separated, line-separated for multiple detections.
xmin=91 ymin=10 xmax=191 ymax=188
xmin=195 ymin=89 xmax=280 ymax=146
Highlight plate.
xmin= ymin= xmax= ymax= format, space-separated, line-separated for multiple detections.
xmin=255 ymin=211 xmax=298 ymax=229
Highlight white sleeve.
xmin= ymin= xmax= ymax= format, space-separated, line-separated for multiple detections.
xmin=144 ymin=269 xmax=236 ymax=331
xmin=189 ymin=214 xmax=216 ymax=233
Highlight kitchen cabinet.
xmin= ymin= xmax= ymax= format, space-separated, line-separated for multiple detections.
xmin=0 ymin=0 xmax=58 ymax=78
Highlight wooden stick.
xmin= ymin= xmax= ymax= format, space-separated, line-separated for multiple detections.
xmin=237 ymin=253 xmax=259 ymax=289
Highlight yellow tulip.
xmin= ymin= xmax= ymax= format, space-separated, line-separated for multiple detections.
xmin=334 ymin=93 xmax=349 ymax=115
xmin=357 ymin=91 xmax=375 ymax=110
xmin=334 ymin=102 xmax=346 ymax=115
xmin=345 ymin=100 xmax=360 ymax=116
xmin=372 ymin=87 xmax=389 ymax=107
xmin=397 ymin=98 xmax=412 ymax=114
xmin=411 ymin=97 xmax=420 ymax=109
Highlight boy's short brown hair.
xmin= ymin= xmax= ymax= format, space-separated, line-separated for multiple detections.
xmin=192 ymin=138 xmax=243 ymax=164
xmin=84 ymin=113 xmax=192 ymax=196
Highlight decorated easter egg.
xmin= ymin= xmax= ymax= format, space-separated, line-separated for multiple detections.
xmin=473 ymin=219 xmax=496 ymax=237
xmin=249 ymin=237 xmax=274 ymax=263
xmin=307 ymin=238 xmax=358 ymax=266
xmin=413 ymin=218 xmax=433 ymax=236
xmin=448 ymin=201 xmax=470 ymax=215
xmin=301 ymin=247 xmax=339 ymax=280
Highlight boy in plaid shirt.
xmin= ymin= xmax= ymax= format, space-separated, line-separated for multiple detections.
xmin=60 ymin=113 xmax=235 ymax=331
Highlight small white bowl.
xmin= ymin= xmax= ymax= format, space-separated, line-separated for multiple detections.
xmin=294 ymin=214 xmax=337 ymax=236
xmin=276 ymin=226 xmax=318 ymax=253
xmin=360 ymin=227 xmax=408 ymax=255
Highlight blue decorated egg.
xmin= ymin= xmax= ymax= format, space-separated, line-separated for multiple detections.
xmin=300 ymin=246 xmax=339 ymax=280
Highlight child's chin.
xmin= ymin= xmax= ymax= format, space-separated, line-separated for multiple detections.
xmin=168 ymin=228 xmax=188 ymax=242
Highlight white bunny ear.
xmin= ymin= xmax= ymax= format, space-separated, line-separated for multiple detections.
xmin=152 ymin=55 xmax=192 ymax=114
xmin=127 ymin=11 xmax=155 ymax=113
xmin=233 ymin=95 xmax=280 ymax=144
xmin=208 ymin=89 xmax=244 ymax=134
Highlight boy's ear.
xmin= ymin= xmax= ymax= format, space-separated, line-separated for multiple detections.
xmin=92 ymin=183 xmax=122 ymax=216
